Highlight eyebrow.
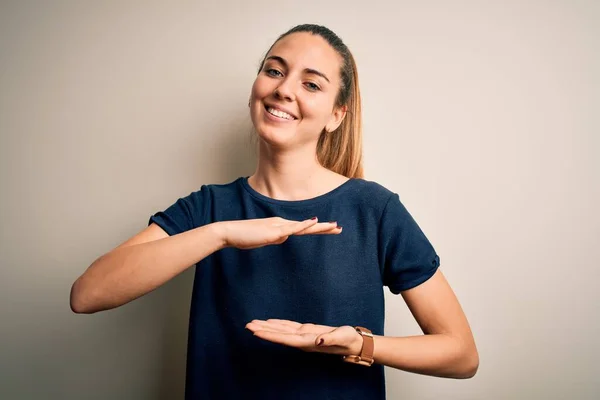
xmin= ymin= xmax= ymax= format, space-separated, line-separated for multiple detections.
xmin=265 ymin=55 xmax=331 ymax=83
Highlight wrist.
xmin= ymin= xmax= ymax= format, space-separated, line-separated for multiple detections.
xmin=348 ymin=329 xmax=364 ymax=356
xmin=343 ymin=326 xmax=375 ymax=366
xmin=209 ymin=222 xmax=229 ymax=249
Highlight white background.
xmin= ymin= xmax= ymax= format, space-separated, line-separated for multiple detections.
xmin=1 ymin=1 xmax=598 ymax=399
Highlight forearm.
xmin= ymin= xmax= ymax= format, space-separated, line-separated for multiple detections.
xmin=71 ymin=223 xmax=225 ymax=313
xmin=371 ymin=334 xmax=478 ymax=379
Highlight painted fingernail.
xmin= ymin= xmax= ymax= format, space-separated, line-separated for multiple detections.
xmin=317 ymin=338 xmax=324 ymax=346
xmin=311 ymin=217 xmax=317 ymax=220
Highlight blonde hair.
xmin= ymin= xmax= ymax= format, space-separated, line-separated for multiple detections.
xmin=257 ymin=24 xmax=364 ymax=179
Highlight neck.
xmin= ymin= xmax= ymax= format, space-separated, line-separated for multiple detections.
xmin=248 ymin=140 xmax=343 ymax=201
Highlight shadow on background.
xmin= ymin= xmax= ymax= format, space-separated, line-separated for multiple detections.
xmin=155 ymin=111 xmax=256 ymax=399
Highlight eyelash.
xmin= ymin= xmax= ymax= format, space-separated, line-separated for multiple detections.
xmin=305 ymin=82 xmax=320 ymax=91
xmin=265 ymin=68 xmax=321 ymax=92
xmin=266 ymin=68 xmax=283 ymax=78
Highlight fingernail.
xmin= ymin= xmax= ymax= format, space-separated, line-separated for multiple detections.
xmin=317 ymin=338 xmax=324 ymax=346
xmin=311 ymin=217 xmax=317 ymax=220
xmin=328 ymin=221 xmax=337 ymax=225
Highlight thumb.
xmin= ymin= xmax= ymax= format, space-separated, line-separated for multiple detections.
xmin=315 ymin=333 xmax=334 ymax=347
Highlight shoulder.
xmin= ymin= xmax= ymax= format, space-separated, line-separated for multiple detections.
xmin=170 ymin=178 xmax=244 ymax=212
xmin=338 ymin=178 xmax=400 ymax=223
xmin=349 ymin=178 xmax=396 ymax=204
xmin=188 ymin=177 xmax=244 ymax=198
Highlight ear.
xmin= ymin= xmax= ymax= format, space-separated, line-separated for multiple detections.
xmin=325 ymin=105 xmax=347 ymax=133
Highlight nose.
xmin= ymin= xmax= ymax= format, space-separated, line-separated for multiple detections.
xmin=274 ymin=78 xmax=296 ymax=102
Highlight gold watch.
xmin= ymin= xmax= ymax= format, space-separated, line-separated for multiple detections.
xmin=342 ymin=326 xmax=374 ymax=366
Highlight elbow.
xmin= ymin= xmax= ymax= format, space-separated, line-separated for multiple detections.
xmin=70 ymin=278 xmax=97 ymax=314
xmin=69 ymin=279 xmax=87 ymax=314
xmin=461 ymin=355 xmax=479 ymax=379
xmin=456 ymin=346 xmax=479 ymax=379
xmin=70 ymin=255 xmax=112 ymax=314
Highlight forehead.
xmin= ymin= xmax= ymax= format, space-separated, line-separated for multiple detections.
xmin=267 ymin=32 xmax=342 ymax=82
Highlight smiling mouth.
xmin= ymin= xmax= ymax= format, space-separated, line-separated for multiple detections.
xmin=264 ymin=105 xmax=297 ymax=120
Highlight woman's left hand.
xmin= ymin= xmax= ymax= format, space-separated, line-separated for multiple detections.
xmin=245 ymin=319 xmax=362 ymax=356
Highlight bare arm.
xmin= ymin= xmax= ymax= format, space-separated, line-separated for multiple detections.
xmin=69 ymin=222 xmax=225 ymax=314
xmin=371 ymin=269 xmax=479 ymax=378
xmin=245 ymin=268 xmax=478 ymax=379
xmin=70 ymin=217 xmax=334 ymax=314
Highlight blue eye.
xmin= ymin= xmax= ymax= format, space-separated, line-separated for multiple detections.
xmin=305 ymin=82 xmax=320 ymax=91
xmin=266 ymin=69 xmax=283 ymax=77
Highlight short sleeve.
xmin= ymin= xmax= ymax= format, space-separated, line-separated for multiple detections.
xmin=148 ymin=186 xmax=209 ymax=236
xmin=378 ymin=193 xmax=440 ymax=294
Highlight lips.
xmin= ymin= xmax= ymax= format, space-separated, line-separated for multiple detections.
xmin=264 ymin=103 xmax=298 ymax=120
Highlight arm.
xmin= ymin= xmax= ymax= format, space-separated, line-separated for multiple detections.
xmin=370 ymin=269 xmax=479 ymax=378
xmin=246 ymin=269 xmax=478 ymax=379
xmin=70 ymin=217 xmax=330 ymax=314
xmin=69 ymin=222 xmax=225 ymax=314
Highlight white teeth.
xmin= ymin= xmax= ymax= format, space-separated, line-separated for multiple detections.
xmin=267 ymin=107 xmax=295 ymax=120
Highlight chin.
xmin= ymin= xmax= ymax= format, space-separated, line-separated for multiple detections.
xmin=254 ymin=126 xmax=296 ymax=149
xmin=251 ymin=104 xmax=310 ymax=148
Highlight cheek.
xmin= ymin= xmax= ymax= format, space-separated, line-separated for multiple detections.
xmin=249 ymin=80 xmax=265 ymax=117
xmin=251 ymin=76 xmax=271 ymax=100
xmin=300 ymin=96 xmax=333 ymax=124
xmin=249 ymin=81 xmax=259 ymax=104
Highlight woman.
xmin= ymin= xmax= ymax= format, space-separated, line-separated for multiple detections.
xmin=70 ymin=24 xmax=478 ymax=399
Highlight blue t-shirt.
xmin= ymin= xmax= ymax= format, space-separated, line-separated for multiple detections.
xmin=148 ymin=177 xmax=440 ymax=400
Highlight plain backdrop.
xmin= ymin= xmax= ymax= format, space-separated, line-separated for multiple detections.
xmin=1 ymin=1 xmax=598 ymax=399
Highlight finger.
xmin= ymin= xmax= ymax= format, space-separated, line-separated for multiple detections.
xmin=246 ymin=320 xmax=287 ymax=333
xmin=251 ymin=327 xmax=293 ymax=335
xmin=272 ymin=217 xmax=307 ymax=227
xmin=297 ymin=225 xmax=343 ymax=236
xmin=247 ymin=320 xmax=296 ymax=333
xmin=315 ymin=331 xmax=338 ymax=347
xmin=252 ymin=330 xmax=313 ymax=348
xmin=316 ymin=326 xmax=357 ymax=347
xmin=266 ymin=319 xmax=302 ymax=329
xmin=279 ymin=218 xmax=319 ymax=236
xmin=298 ymin=324 xmax=337 ymax=335
xmin=315 ymin=227 xmax=343 ymax=235
xmin=295 ymin=222 xmax=339 ymax=235
xmin=314 ymin=332 xmax=342 ymax=347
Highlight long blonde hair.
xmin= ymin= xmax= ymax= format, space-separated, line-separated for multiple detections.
xmin=257 ymin=24 xmax=364 ymax=179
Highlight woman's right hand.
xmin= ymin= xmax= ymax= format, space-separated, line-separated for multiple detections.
xmin=216 ymin=217 xmax=341 ymax=250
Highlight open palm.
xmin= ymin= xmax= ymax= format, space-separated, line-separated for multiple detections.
xmin=245 ymin=319 xmax=361 ymax=356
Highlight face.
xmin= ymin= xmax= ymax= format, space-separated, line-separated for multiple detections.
xmin=249 ymin=32 xmax=347 ymax=149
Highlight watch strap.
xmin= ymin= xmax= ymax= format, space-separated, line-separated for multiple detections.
xmin=343 ymin=326 xmax=374 ymax=366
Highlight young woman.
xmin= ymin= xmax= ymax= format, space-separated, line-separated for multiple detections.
xmin=71 ymin=24 xmax=478 ymax=399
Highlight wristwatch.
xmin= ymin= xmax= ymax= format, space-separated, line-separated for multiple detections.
xmin=342 ymin=326 xmax=374 ymax=366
